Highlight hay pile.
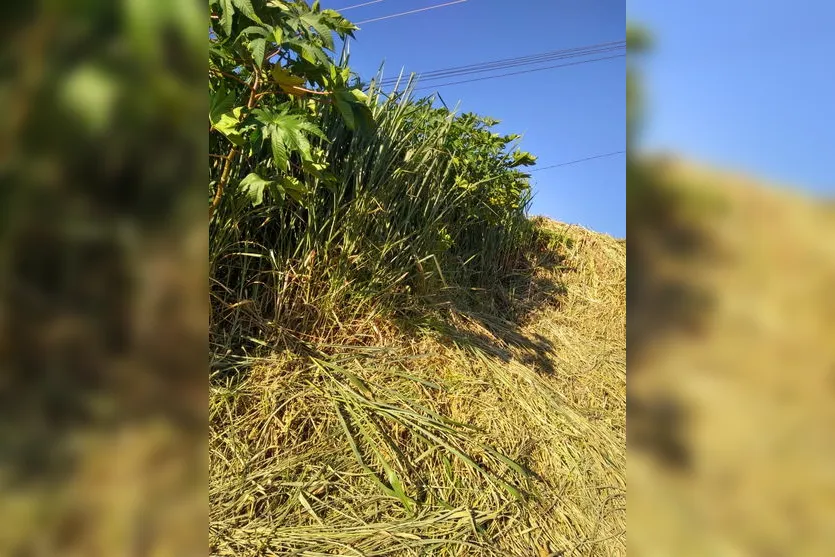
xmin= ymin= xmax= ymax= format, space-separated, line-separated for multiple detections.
xmin=628 ymin=157 xmax=835 ymax=555
xmin=210 ymin=219 xmax=626 ymax=556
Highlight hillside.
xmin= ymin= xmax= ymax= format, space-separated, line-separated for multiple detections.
xmin=210 ymin=218 xmax=626 ymax=556
xmin=628 ymin=156 xmax=835 ymax=555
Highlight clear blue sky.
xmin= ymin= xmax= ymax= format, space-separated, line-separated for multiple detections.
xmin=322 ymin=0 xmax=626 ymax=237
xmin=629 ymin=1 xmax=835 ymax=197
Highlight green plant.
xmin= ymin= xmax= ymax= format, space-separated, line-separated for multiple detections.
xmin=208 ymin=4 xmax=573 ymax=550
xmin=209 ymin=0 xmax=370 ymax=220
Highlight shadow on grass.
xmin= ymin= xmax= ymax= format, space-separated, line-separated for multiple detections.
xmin=399 ymin=235 xmax=572 ymax=377
xmin=210 ymin=226 xmax=573 ymax=387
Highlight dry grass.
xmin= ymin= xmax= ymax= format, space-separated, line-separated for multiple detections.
xmin=628 ymin=157 xmax=835 ymax=555
xmin=210 ymin=218 xmax=626 ymax=556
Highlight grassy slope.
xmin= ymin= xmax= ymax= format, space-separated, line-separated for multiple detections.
xmin=628 ymin=157 xmax=835 ymax=555
xmin=210 ymin=218 xmax=626 ymax=556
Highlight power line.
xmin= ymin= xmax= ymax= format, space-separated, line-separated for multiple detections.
xmin=356 ymin=0 xmax=468 ymax=25
xmin=530 ymin=151 xmax=626 ymax=172
xmin=379 ymin=41 xmax=625 ymax=82
xmin=378 ymin=41 xmax=625 ymax=86
xmin=413 ymin=54 xmax=624 ymax=90
xmin=336 ymin=0 xmax=390 ymax=11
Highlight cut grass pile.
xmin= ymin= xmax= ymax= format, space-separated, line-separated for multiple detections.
xmin=210 ymin=218 xmax=626 ymax=556
xmin=628 ymin=157 xmax=835 ymax=556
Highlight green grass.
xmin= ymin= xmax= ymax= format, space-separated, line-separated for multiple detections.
xmin=210 ymin=76 xmax=536 ymax=364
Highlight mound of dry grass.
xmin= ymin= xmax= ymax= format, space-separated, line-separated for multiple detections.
xmin=628 ymin=157 xmax=835 ymax=555
xmin=210 ymin=218 xmax=626 ymax=556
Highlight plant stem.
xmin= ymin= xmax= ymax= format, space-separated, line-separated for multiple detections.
xmin=209 ymin=67 xmax=262 ymax=220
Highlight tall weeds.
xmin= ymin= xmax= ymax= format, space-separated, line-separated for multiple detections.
xmin=210 ymin=75 xmax=536 ymax=360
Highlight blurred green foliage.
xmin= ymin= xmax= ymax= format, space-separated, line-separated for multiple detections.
xmin=1 ymin=1 xmax=206 ymax=554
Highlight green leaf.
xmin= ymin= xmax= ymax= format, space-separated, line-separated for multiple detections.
xmin=331 ymin=89 xmax=375 ymax=132
xmin=267 ymin=0 xmax=290 ymax=11
xmin=269 ymin=131 xmax=289 ymax=169
xmin=216 ymin=110 xmax=245 ymax=146
xmin=252 ymin=108 xmax=326 ymax=170
xmin=272 ymin=66 xmax=306 ymax=89
xmin=231 ymin=0 xmax=261 ymax=23
xmin=283 ymin=38 xmax=329 ymax=66
xmin=334 ymin=96 xmax=355 ymax=130
xmin=249 ymin=38 xmax=266 ymax=68
xmin=348 ymin=88 xmax=369 ymax=103
xmin=509 ymin=151 xmax=537 ymax=168
xmin=353 ymin=103 xmax=376 ymax=133
xmin=239 ymin=173 xmax=272 ymax=206
xmin=210 ymin=88 xmax=246 ymax=146
xmin=237 ymin=25 xmax=269 ymax=38
xmin=219 ymin=0 xmax=234 ymax=35
xmin=281 ymin=176 xmax=308 ymax=204
xmin=322 ymin=9 xmax=359 ymax=38
xmin=299 ymin=13 xmax=334 ymax=50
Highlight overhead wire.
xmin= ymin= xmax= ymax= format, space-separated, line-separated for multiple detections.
xmin=377 ymin=40 xmax=625 ymax=85
xmin=413 ymin=54 xmax=624 ymax=90
xmin=335 ymin=0 xmax=391 ymax=11
xmin=333 ymin=7 xmax=624 ymax=175
xmin=530 ymin=151 xmax=626 ymax=172
xmin=355 ymin=0 xmax=468 ymax=25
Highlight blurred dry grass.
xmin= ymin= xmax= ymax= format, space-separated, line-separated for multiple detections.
xmin=210 ymin=219 xmax=626 ymax=556
xmin=628 ymin=155 xmax=835 ymax=555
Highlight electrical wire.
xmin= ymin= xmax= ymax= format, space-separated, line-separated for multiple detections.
xmin=413 ymin=54 xmax=624 ymax=90
xmin=356 ymin=0 xmax=468 ymax=25
xmin=530 ymin=150 xmax=626 ymax=172
xmin=336 ymin=0 xmax=391 ymax=11
xmin=377 ymin=40 xmax=625 ymax=85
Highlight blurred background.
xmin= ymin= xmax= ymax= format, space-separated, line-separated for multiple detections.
xmin=0 ymin=1 xmax=206 ymax=555
xmin=4 ymin=1 xmax=834 ymax=554
xmin=627 ymin=2 xmax=835 ymax=555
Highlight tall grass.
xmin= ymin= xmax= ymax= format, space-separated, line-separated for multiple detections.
xmin=210 ymin=75 xmax=535 ymax=362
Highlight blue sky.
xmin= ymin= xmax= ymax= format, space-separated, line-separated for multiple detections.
xmin=322 ymin=0 xmax=626 ymax=237
xmin=629 ymin=1 xmax=835 ymax=197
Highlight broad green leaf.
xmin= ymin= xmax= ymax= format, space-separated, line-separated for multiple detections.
xmin=216 ymin=113 xmax=246 ymax=146
xmin=334 ymin=95 xmax=355 ymax=130
xmin=348 ymin=88 xmax=369 ymax=103
xmin=300 ymin=13 xmax=334 ymax=51
xmin=322 ymin=9 xmax=359 ymax=38
xmin=269 ymin=131 xmax=289 ymax=168
xmin=509 ymin=151 xmax=537 ymax=168
xmin=272 ymin=66 xmax=306 ymax=88
xmin=211 ymin=97 xmax=246 ymax=146
xmin=239 ymin=172 xmax=272 ymax=206
xmin=231 ymin=0 xmax=261 ymax=23
xmin=353 ymin=103 xmax=376 ymax=133
xmin=249 ymin=38 xmax=266 ymax=68
xmin=267 ymin=0 xmax=290 ymax=11
xmin=209 ymin=86 xmax=235 ymax=126
xmin=283 ymin=38 xmax=329 ymax=66
xmin=281 ymin=176 xmax=308 ymax=204
xmin=255 ymin=109 xmax=320 ymax=167
xmin=218 ymin=0 xmax=234 ymax=35
xmin=238 ymin=25 xmax=269 ymax=38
